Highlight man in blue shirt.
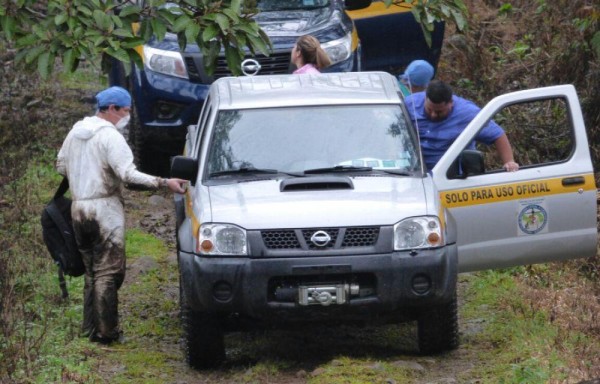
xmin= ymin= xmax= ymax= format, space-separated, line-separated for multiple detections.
xmin=405 ymin=80 xmax=519 ymax=172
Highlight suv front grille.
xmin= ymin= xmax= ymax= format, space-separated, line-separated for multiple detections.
xmin=214 ymin=52 xmax=291 ymax=79
xmin=183 ymin=51 xmax=291 ymax=83
xmin=261 ymin=227 xmax=380 ymax=250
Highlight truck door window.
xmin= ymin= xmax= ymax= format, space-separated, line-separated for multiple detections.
xmin=475 ymin=97 xmax=574 ymax=172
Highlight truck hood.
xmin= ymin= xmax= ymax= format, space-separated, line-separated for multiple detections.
xmin=206 ymin=176 xmax=428 ymax=229
xmin=156 ymin=7 xmax=340 ymax=52
xmin=253 ymin=8 xmax=336 ymax=37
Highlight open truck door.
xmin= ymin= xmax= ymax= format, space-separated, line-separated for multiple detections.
xmin=433 ymin=85 xmax=597 ymax=272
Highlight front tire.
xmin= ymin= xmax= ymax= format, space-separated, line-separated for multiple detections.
xmin=179 ymin=281 xmax=225 ymax=369
xmin=417 ymin=293 xmax=459 ymax=354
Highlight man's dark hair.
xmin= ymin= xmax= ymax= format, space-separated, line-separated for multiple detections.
xmin=426 ymin=80 xmax=453 ymax=104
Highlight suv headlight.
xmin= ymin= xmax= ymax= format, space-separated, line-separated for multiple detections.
xmin=394 ymin=216 xmax=444 ymax=250
xmin=321 ymin=32 xmax=352 ymax=65
xmin=143 ymin=45 xmax=189 ymax=79
xmin=197 ymin=223 xmax=248 ymax=255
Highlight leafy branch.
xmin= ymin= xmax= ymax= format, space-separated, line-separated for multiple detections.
xmin=383 ymin=0 xmax=468 ymax=46
xmin=0 ymin=0 xmax=271 ymax=78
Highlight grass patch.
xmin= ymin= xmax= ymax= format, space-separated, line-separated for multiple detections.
xmin=125 ymin=228 xmax=168 ymax=261
xmin=459 ymin=269 xmax=597 ymax=383
xmin=307 ymin=357 xmax=415 ymax=384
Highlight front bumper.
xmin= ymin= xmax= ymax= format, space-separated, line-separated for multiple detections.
xmin=179 ymin=244 xmax=457 ymax=327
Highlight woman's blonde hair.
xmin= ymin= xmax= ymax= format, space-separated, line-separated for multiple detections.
xmin=296 ymin=35 xmax=332 ymax=69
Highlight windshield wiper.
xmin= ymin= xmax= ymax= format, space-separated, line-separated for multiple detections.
xmin=210 ymin=167 xmax=278 ymax=178
xmin=210 ymin=167 xmax=304 ymax=178
xmin=303 ymin=165 xmax=373 ymax=174
xmin=379 ymin=169 xmax=413 ymax=176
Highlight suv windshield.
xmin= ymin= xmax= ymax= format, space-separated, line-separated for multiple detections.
xmin=206 ymin=105 xmax=420 ymax=178
xmin=257 ymin=0 xmax=329 ymax=11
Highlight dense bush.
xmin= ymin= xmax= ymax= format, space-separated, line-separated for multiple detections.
xmin=440 ymin=0 xmax=600 ymax=168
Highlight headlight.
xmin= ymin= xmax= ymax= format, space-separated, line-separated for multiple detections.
xmin=143 ymin=45 xmax=189 ymax=79
xmin=197 ymin=223 xmax=247 ymax=255
xmin=321 ymin=32 xmax=352 ymax=65
xmin=394 ymin=217 xmax=444 ymax=250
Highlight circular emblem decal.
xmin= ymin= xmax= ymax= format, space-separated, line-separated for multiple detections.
xmin=310 ymin=230 xmax=331 ymax=247
xmin=241 ymin=58 xmax=261 ymax=76
xmin=518 ymin=204 xmax=548 ymax=234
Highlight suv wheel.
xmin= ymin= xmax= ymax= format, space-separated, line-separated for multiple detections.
xmin=180 ymin=282 xmax=225 ymax=369
xmin=417 ymin=293 xmax=459 ymax=354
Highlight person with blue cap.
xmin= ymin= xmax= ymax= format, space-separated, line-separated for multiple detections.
xmin=398 ymin=59 xmax=435 ymax=96
xmin=56 ymin=86 xmax=187 ymax=344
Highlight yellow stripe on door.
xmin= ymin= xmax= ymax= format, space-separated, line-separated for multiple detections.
xmin=440 ymin=174 xmax=596 ymax=208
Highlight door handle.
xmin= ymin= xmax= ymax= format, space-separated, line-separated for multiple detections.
xmin=561 ymin=176 xmax=585 ymax=186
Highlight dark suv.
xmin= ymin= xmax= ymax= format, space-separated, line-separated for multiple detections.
xmin=111 ymin=0 xmax=444 ymax=175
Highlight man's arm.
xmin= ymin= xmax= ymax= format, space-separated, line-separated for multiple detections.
xmin=104 ymin=131 xmax=187 ymax=193
xmin=494 ymin=133 xmax=519 ymax=172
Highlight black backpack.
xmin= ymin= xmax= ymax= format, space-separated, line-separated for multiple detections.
xmin=41 ymin=177 xmax=85 ymax=298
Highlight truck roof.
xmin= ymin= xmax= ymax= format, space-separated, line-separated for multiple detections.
xmin=212 ymin=71 xmax=402 ymax=109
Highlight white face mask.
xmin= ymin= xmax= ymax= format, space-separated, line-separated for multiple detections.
xmin=115 ymin=114 xmax=130 ymax=131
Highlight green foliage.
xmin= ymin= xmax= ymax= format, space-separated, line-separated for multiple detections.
xmin=0 ymin=0 xmax=271 ymax=78
xmin=0 ymin=0 xmax=467 ymax=79
xmin=498 ymin=3 xmax=513 ymax=16
xmin=383 ymin=0 xmax=468 ymax=47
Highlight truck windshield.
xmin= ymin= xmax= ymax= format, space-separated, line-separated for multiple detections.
xmin=206 ymin=105 xmax=420 ymax=177
xmin=257 ymin=0 xmax=329 ymax=11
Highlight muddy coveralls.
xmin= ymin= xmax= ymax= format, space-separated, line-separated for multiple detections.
xmin=57 ymin=115 xmax=162 ymax=341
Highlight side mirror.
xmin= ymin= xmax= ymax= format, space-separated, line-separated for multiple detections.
xmin=345 ymin=0 xmax=372 ymax=11
xmin=171 ymin=156 xmax=198 ymax=186
xmin=447 ymin=150 xmax=485 ymax=179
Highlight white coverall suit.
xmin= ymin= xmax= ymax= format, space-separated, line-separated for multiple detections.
xmin=57 ymin=115 xmax=161 ymax=341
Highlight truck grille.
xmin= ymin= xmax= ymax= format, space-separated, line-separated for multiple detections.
xmin=261 ymin=227 xmax=380 ymax=250
xmin=302 ymin=229 xmax=339 ymax=250
xmin=213 ymin=52 xmax=291 ymax=79
xmin=342 ymin=227 xmax=380 ymax=247
xmin=261 ymin=230 xmax=301 ymax=249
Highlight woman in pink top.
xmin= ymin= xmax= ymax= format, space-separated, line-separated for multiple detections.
xmin=291 ymin=35 xmax=332 ymax=74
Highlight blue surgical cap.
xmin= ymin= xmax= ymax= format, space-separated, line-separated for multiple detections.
xmin=95 ymin=86 xmax=132 ymax=108
xmin=399 ymin=60 xmax=435 ymax=87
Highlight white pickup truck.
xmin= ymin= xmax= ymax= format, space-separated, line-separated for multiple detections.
xmin=170 ymin=72 xmax=597 ymax=369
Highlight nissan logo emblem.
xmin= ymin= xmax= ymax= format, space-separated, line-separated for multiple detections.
xmin=241 ymin=58 xmax=261 ymax=76
xmin=310 ymin=230 xmax=331 ymax=247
